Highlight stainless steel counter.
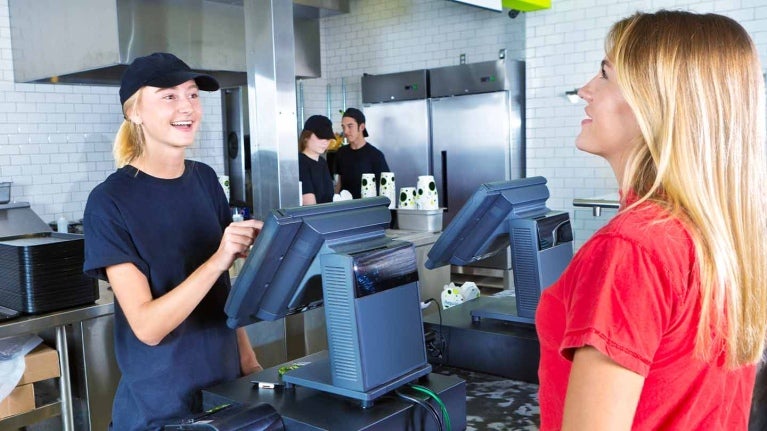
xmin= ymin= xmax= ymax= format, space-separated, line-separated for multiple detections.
xmin=386 ymin=229 xmax=451 ymax=310
xmin=0 ymin=285 xmax=113 ymax=339
xmin=0 ymin=284 xmax=114 ymax=431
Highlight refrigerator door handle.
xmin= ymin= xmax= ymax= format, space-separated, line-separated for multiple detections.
xmin=440 ymin=150 xmax=448 ymax=209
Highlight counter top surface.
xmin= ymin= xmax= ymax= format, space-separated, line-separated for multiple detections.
xmin=202 ymin=351 xmax=466 ymax=431
xmin=385 ymin=229 xmax=441 ymax=247
xmin=0 ymin=283 xmax=114 ymax=338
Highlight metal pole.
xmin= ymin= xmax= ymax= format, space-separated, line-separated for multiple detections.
xmin=341 ymin=77 xmax=347 ymax=112
xmin=56 ymin=325 xmax=74 ymax=431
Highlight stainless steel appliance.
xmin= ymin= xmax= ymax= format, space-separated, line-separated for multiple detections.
xmin=222 ymin=86 xmax=252 ymax=210
xmin=362 ymin=60 xmax=525 ymax=226
xmin=8 ymin=0 xmax=349 ymax=85
xmin=362 ymin=70 xmax=431 ymax=191
xmin=362 ymin=60 xmax=525 ymax=280
xmin=429 ymin=60 xmax=525 ymax=226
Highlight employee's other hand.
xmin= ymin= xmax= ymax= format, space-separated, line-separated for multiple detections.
xmin=240 ymin=349 xmax=263 ymax=376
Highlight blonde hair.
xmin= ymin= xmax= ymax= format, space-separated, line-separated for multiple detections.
xmin=298 ymin=129 xmax=314 ymax=153
xmin=113 ymin=90 xmax=145 ymax=168
xmin=608 ymin=11 xmax=767 ymax=366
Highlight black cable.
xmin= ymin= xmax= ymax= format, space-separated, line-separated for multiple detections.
xmin=395 ymin=389 xmax=443 ymax=431
xmin=434 ymin=298 xmax=447 ymax=363
xmin=424 ymin=297 xmax=448 ymax=363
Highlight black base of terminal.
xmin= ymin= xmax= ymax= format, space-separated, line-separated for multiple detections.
xmin=202 ymin=351 xmax=467 ymax=431
xmin=423 ymin=295 xmax=540 ymax=384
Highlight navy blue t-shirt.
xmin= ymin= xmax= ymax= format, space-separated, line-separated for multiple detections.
xmin=298 ymin=153 xmax=334 ymax=204
xmin=334 ymin=142 xmax=390 ymax=199
xmin=83 ymin=160 xmax=240 ymax=431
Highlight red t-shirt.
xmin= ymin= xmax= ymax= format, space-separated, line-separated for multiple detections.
xmin=536 ymin=198 xmax=755 ymax=430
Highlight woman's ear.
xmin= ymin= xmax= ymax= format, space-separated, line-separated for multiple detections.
xmin=127 ymin=108 xmax=142 ymax=125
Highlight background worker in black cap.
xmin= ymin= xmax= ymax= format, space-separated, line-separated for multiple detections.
xmin=299 ymin=115 xmax=335 ymax=205
xmin=335 ymin=107 xmax=390 ymax=198
xmin=83 ymin=53 xmax=262 ymax=431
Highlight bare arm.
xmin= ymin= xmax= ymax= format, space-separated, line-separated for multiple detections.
xmin=236 ymin=327 xmax=262 ymax=375
xmin=302 ymin=193 xmax=317 ymax=206
xmin=106 ymin=219 xmax=263 ymax=346
xmin=562 ymin=346 xmax=644 ymax=431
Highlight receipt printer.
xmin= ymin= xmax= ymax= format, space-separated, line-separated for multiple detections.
xmin=509 ymin=210 xmax=573 ymax=319
xmin=164 ymin=403 xmax=283 ymax=431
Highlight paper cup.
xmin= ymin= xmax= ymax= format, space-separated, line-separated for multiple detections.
xmin=379 ymin=172 xmax=396 ymax=208
xmin=361 ymin=173 xmax=377 ymax=198
xmin=218 ymin=175 xmax=230 ymax=202
xmin=416 ymin=175 xmax=438 ymax=210
xmin=399 ymin=187 xmax=417 ymax=209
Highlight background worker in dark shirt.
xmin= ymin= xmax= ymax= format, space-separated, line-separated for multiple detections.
xmin=298 ymin=115 xmax=335 ymax=205
xmin=334 ymin=107 xmax=390 ymax=198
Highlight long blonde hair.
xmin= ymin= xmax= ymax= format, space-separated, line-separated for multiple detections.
xmin=113 ymin=90 xmax=145 ymax=168
xmin=608 ymin=11 xmax=767 ymax=366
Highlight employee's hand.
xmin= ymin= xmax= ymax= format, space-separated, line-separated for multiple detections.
xmin=237 ymin=327 xmax=263 ymax=376
xmin=211 ymin=219 xmax=263 ymax=272
xmin=240 ymin=350 xmax=263 ymax=376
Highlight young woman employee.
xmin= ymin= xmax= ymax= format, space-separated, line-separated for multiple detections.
xmin=298 ymin=115 xmax=335 ymax=205
xmin=83 ymin=53 xmax=262 ymax=431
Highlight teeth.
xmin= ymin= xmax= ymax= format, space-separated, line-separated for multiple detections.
xmin=171 ymin=121 xmax=192 ymax=126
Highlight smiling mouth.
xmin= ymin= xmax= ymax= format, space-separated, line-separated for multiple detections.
xmin=171 ymin=121 xmax=193 ymax=127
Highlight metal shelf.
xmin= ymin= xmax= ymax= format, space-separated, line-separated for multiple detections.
xmin=0 ymin=284 xmax=114 ymax=431
xmin=0 ymin=401 xmax=61 ymax=429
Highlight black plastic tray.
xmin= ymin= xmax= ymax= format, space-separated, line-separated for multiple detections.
xmin=0 ymin=232 xmax=98 ymax=314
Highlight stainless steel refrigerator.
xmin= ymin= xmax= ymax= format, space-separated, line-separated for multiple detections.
xmin=363 ymin=60 xmax=525 ymax=226
xmin=429 ymin=59 xmax=525 ymax=227
xmin=361 ymin=69 xmax=431 ymax=191
xmin=362 ymin=60 xmax=525 ymax=276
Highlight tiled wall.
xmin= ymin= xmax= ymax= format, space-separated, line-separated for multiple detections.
xmin=311 ymin=0 xmax=767 ymax=248
xmin=522 ymin=0 xmax=767 ymax=248
xmin=1 ymin=0 xmax=765 ymax=248
xmin=300 ymin=0 xmax=525 ymax=127
xmin=0 ymin=0 xmax=225 ymax=225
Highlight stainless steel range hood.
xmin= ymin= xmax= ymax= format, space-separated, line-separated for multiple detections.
xmin=9 ymin=0 xmax=347 ymax=86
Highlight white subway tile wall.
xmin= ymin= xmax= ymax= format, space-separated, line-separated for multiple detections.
xmin=0 ymin=0 xmax=764 ymax=248
xmin=312 ymin=0 xmax=767 ymax=249
xmin=0 ymin=0 xmax=225 ymax=225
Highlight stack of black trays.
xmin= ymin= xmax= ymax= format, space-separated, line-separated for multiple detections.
xmin=0 ymin=232 xmax=98 ymax=314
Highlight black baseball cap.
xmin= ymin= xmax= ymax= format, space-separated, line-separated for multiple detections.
xmin=119 ymin=52 xmax=220 ymax=105
xmin=303 ymin=115 xmax=335 ymax=140
xmin=342 ymin=107 xmax=369 ymax=137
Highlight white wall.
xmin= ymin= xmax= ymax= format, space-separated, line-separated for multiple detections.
xmin=523 ymin=0 xmax=767 ymax=248
xmin=0 ymin=0 xmax=765 ymax=247
xmin=310 ymin=0 xmax=767 ymax=248
xmin=300 ymin=0 xmax=525 ymax=127
xmin=0 ymin=0 xmax=225 ymax=225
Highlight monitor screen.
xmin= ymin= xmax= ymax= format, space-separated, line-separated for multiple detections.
xmin=225 ymin=196 xmax=392 ymax=328
xmin=424 ymin=176 xmax=550 ymax=269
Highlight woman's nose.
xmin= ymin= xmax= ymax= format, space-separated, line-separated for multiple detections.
xmin=178 ymin=97 xmax=194 ymax=112
xmin=577 ymin=84 xmax=591 ymax=102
